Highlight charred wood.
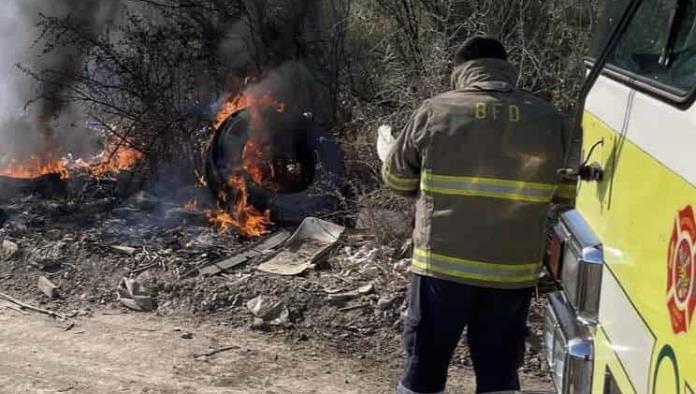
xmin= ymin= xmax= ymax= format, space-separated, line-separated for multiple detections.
xmin=0 ymin=174 xmax=67 ymax=201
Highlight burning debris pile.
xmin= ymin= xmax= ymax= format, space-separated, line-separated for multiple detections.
xmin=0 ymin=139 xmax=145 ymax=203
xmin=0 ymin=180 xmax=408 ymax=353
xmin=0 ymin=142 xmax=143 ymax=181
xmin=0 ymin=187 xmax=549 ymax=381
xmin=204 ymin=85 xmax=346 ymax=237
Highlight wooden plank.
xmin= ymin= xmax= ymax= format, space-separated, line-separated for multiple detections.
xmin=196 ymin=229 xmax=291 ymax=277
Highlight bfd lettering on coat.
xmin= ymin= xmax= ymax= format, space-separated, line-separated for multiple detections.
xmin=475 ymin=102 xmax=520 ymax=122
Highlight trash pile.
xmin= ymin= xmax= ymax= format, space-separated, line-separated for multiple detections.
xmin=0 ymin=191 xmax=549 ymax=380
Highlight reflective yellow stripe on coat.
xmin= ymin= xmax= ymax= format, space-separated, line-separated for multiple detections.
xmin=420 ymin=170 xmax=557 ymax=203
xmin=412 ymin=248 xmax=540 ymax=284
xmin=382 ymin=167 xmax=419 ymax=192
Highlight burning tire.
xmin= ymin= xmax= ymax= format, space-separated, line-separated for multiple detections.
xmin=205 ymin=109 xmax=345 ymax=226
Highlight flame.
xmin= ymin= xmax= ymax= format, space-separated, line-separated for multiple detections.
xmin=213 ymin=93 xmax=285 ymax=130
xmin=205 ymin=208 xmax=235 ymax=234
xmin=243 ymin=140 xmax=274 ymax=186
xmin=207 ymin=89 xmax=285 ymax=237
xmin=88 ymin=143 xmax=143 ymax=177
xmin=205 ymin=173 xmax=272 ymax=237
xmin=214 ymin=95 xmax=248 ymax=129
xmin=0 ymin=156 xmax=70 ymax=180
xmin=0 ymin=140 xmax=142 ymax=181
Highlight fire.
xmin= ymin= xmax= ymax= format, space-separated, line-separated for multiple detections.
xmin=206 ymin=208 xmax=235 ymax=234
xmin=88 ymin=143 xmax=143 ymax=177
xmin=207 ymin=90 xmax=284 ymax=237
xmin=214 ymin=95 xmax=248 ymax=129
xmin=0 ymin=156 xmax=70 ymax=180
xmin=243 ymin=140 xmax=274 ymax=186
xmin=213 ymin=93 xmax=285 ymax=130
xmin=205 ymin=173 xmax=272 ymax=237
xmin=0 ymin=141 xmax=142 ymax=181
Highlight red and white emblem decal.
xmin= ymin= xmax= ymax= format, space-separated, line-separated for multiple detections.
xmin=667 ymin=205 xmax=696 ymax=334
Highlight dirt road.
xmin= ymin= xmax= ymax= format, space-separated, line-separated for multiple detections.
xmin=0 ymin=309 xmax=551 ymax=393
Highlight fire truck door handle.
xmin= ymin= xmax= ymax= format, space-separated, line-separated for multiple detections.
xmin=557 ymin=163 xmax=604 ymax=182
xmin=578 ymin=162 xmax=604 ymax=182
xmin=577 ymin=139 xmax=605 ymax=182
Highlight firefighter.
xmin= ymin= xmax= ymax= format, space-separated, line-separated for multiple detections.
xmin=383 ymin=36 xmax=570 ymax=394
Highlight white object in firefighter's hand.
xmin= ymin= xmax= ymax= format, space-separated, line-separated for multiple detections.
xmin=377 ymin=125 xmax=396 ymax=163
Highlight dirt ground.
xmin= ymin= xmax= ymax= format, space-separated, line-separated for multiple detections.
xmin=0 ymin=308 xmax=553 ymax=394
xmin=0 ymin=192 xmax=554 ymax=394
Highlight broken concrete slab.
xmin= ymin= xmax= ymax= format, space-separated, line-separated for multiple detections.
xmin=116 ymin=278 xmax=156 ymax=312
xmin=38 ymin=276 xmax=59 ymax=299
xmin=1 ymin=240 xmax=18 ymax=258
xmin=257 ymin=218 xmax=345 ymax=276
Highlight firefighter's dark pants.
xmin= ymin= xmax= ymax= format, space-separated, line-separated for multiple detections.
xmin=399 ymin=274 xmax=533 ymax=394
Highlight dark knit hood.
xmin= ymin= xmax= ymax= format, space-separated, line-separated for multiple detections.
xmin=451 ymin=58 xmax=518 ymax=92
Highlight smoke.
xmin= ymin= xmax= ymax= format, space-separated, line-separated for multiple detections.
xmin=217 ymin=0 xmax=334 ymax=123
xmin=0 ymin=0 xmax=120 ymax=161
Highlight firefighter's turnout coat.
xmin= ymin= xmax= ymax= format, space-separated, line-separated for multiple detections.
xmin=383 ymin=58 xmax=572 ymax=289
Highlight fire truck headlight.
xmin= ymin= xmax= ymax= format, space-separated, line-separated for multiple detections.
xmin=556 ymin=210 xmax=604 ymax=323
xmin=544 ymin=291 xmax=594 ymax=394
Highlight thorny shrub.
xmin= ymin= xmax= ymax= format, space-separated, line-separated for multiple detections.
xmin=338 ymin=0 xmax=598 ymax=244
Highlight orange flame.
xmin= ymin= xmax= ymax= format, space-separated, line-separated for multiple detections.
xmin=0 ymin=140 xmax=142 ymax=181
xmin=0 ymin=156 xmax=70 ymax=180
xmin=205 ymin=173 xmax=272 ymax=237
xmin=205 ymin=208 xmax=235 ymax=234
xmin=214 ymin=95 xmax=248 ymax=129
xmin=243 ymin=140 xmax=274 ymax=186
xmin=208 ymin=90 xmax=284 ymax=237
xmin=88 ymin=143 xmax=143 ymax=177
xmin=213 ymin=93 xmax=285 ymax=130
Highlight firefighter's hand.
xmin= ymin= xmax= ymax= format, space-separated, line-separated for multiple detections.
xmin=377 ymin=125 xmax=395 ymax=163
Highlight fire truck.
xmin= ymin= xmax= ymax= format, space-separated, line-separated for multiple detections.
xmin=543 ymin=0 xmax=696 ymax=393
